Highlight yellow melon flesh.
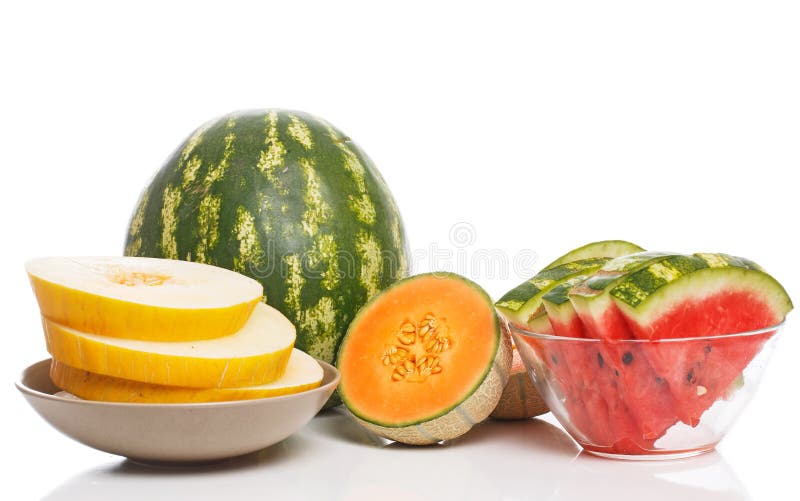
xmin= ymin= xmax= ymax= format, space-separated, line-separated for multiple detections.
xmin=26 ymin=256 xmax=263 ymax=341
xmin=43 ymin=302 xmax=295 ymax=388
xmin=49 ymin=349 xmax=323 ymax=403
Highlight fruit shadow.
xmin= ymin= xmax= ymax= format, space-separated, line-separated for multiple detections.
xmin=461 ymin=417 xmax=577 ymax=449
xmin=387 ymin=416 xmax=580 ymax=455
xmin=315 ymin=405 xmax=580 ymax=457
xmin=308 ymin=406 xmax=392 ymax=447
xmin=552 ymin=450 xmax=752 ymax=501
xmin=41 ymin=435 xmax=319 ymax=500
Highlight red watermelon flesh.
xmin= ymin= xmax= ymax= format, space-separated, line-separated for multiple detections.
xmin=516 ymin=315 xmax=597 ymax=442
xmin=569 ymin=296 xmax=680 ymax=440
xmin=621 ymin=289 xmax=780 ymax=426
xmin=545 ymin=311 xmax=653 ymax=453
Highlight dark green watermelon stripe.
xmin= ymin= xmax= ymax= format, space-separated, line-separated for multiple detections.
xmin=124 ymin=110 xmax=408 ymax=368
xmin=609 ymin=255 xmax=710 ymax=308
xmin=497 ymin=258 xmax=609 ymax=310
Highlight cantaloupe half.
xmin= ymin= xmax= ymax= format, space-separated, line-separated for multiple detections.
xmin=490 ymin=343 xmax=548 ymax=420
xmin=26 ymin=256 xmax=263 ymax=341
xmin=49 ymin=349 xmax=322 ymax=403
xmin=43 ymin=302 xmax=295 ymax=388
xmin=337 ymin=272 xmax=512 ymax=445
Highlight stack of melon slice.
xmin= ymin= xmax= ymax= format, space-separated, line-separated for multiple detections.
xmin=26 ymin=257 xmax=323 ymax=403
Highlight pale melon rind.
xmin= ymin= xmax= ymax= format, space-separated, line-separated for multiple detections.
xmin=27 ymin=256 xmax=264 ymax=342
xmin=43 ymin=302 xmax=295 ymax=388
xmin=542 ymin=240 xmax=645 ymax=270
xmin=49 ymin=349 xmax=322 ymax=403
xmin=352 ymin=331 xmax=512 ymax=444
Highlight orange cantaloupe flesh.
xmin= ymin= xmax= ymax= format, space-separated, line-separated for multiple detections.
xmin=338 ymin=274 xmax=499 ymax=426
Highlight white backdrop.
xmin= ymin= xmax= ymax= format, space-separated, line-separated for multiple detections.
xmin=1 ymin=2 xmax=798 ymax=499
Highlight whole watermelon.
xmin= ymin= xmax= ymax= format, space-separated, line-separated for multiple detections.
xmin=124 ymin=110 xmax=409 ymax=365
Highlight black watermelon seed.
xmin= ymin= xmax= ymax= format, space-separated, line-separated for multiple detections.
xmin=614 ymin=369 xmax=620 ymax=377
xmin=622 ymin=352 xmax=634 ymax=365
xmin=687 ymin=369 xmax=695 ymax=383
xmin=551 ymin=354 xmax=558 ymax=365
xmin=597 ymin=352 xmax=604 ymax=368
xmin=704 ymin=345 xmax=712 ymax=354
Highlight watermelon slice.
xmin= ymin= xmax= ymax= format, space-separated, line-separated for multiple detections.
xmin=497 ymin=240 xmax=645 ymax=326
xmin=610 ymin=253 xmax=793 ymax=426
xmin=518 ymin=312 xmax=596 ymax=445
xmin=496 ymin=258 xmax=610 ymax=326
xmin=568 ymin=252 xmax=683 ymax=439
xmin=542 ymin=240 xmax=645 ymax=270
xmin=542 ymin=277 xmax=652 ymax=454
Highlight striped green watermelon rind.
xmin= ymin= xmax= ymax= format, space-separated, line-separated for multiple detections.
xmin=542 ymin=275 xmax=589 ymax=321
xmin=542 ymin=240 xmax=645 ymax=271
xmin=567 ymin=252 xmax=684 ymax=341
xmin=124 ymin=110 xmax=409 ymax=371
xmin=495 ymin=258 xmax=609 ymax=325
xmin=610 ymin=252 xmax=791 ymax=325
xmin=575 ymin=251 xmax=678 ymax=298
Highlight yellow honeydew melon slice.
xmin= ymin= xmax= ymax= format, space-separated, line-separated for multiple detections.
xmin=49 ymin=349 xmax=323 ymax=403
xmin=26 ymin=256 xmax=263 ymax=341
xmin=43 ymin=302 xmax=295 ymax=388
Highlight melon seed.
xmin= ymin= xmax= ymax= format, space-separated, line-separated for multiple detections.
xmin=398 ymin=333 xmax=415 ymax=345
xmin=622 ymin=352 xmax=633 ymax=365
xmin=385 ymin=314 xmax=451 ymax=383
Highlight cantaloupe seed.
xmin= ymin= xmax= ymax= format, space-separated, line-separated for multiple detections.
xmin=382 ymin=313 xmax=451 ymax=383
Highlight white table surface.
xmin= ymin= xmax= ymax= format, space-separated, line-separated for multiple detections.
xmin=7 ymin=381 xmax=796 ymax=501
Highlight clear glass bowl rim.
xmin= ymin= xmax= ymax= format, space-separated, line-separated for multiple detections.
xmin=506 ymin=319 xmax=786 ymax=343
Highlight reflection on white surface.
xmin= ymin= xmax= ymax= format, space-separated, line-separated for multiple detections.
xmin=552 ymin=451 xmax=750 ymax=501
xmin=41 ymin=409 xmax=750 ymax=501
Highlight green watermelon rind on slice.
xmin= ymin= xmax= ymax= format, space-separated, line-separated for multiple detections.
xmin=542 ymin=240 xmax=645 ymax=271
xmin=495 ymin=258 xmax=609 ymax=325
xmin=611 ymin=253 xmax=792 ymax=330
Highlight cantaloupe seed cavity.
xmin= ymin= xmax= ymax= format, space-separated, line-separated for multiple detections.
xmin=380 ymin=313 xmax=452 ymax=383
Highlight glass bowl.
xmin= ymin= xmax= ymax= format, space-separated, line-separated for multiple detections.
xmin=508 ymin=320 xmax=783 ymax=460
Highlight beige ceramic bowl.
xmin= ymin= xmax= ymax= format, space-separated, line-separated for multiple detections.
xmin=17 ymin=358 xmax=340 ymax=464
